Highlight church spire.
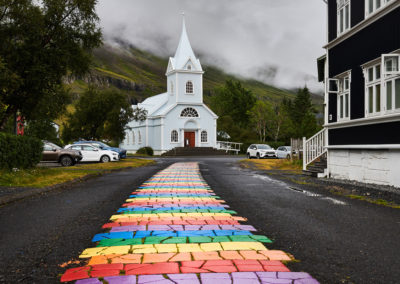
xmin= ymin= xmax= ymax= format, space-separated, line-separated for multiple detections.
xmin=168 ymin=13 xmax=202 ymax=73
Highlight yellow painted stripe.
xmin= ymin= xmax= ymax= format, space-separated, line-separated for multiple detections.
xmin=79 ymin=242 xmax=268 ymax=258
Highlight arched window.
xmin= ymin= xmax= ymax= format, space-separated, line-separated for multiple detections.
xmin=126 ymin=132 xmax=130 ymax=145
xmin=170 ymin=81 xmax=174 ymax=95
xmin=138 ymin=131 xmax=142 ymax=144
xmin=171 ymin=130 xmax=178 ymax=143
xmin=180 ymin=107 xmax=199 ymax=117
xmin=201 ymin=131 xmax=208 ymax=143
xmin=186 ymin=81 xmax=193 ymax=94
xmin=132 ymin=131 xmax=135 ymax=145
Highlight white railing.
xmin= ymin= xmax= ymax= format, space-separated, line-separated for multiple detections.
xmin=216 ymin=141 xmax=242 ymax=154
xmin=303 ymin=128 xmax=327 ymax=170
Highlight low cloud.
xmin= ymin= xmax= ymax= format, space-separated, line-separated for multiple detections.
xmin=97 ymin=0 xmax=326 ymax=93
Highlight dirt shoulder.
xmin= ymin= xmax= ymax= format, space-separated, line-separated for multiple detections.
xmin=240 ymin=159 xmax=400 ymax=209
xmin=0 ymin=158 xmax=155 ymax=206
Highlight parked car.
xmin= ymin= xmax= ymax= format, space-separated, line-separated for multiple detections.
xmin=73 ymin=141 xmax=127 ymax=158
xmin=276 ymin=146 xmax=292 ymax=159
xmin=65 ymin=144 xmax=119 ymax=163
xmin=246 ymin=144 xmax=276 ymax=159
xmin=41 ymin=141 xmax=82 ymax=166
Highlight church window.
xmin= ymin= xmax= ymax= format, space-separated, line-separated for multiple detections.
xmin=186 ymin=81 xmax=193 ymax=94
xmin=201 ymin=131 xmax=208 ymax=143
xmin=138 ymin=131 xmax=142 ymax=144
xmin=171 ymin=130 xmax=178 ymax=143
xmin=180 ymin=107 xmax=199 ymax=117
xmin=187 ymin=65 xmax=192 ymax=70
xmin=132 ymin=131 xmax=135 ymax=144
xmin=126 ymin=132 xmax=130 ymax=144
xmin=170 ymin=82 xmax=174 ymax=95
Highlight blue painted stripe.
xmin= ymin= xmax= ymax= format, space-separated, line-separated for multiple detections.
xmin=92 ymin=230 xmax=253 ymax=241
xmin=117 ymin=206 xmax=227 ymax=212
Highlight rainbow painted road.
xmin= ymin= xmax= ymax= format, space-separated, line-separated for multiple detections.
xmin=61 ymin=162 xmax=319 ymax=283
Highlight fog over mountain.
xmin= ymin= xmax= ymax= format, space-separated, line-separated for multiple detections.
xmin=96 ymin=0 xmax=327 ymax=93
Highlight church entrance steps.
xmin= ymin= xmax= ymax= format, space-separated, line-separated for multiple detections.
xmin=162 ymin=147 xmax=228 ymax=156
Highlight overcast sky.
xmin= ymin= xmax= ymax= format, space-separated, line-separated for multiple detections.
xmin=96 ymin=0 xmax=327 ymax=93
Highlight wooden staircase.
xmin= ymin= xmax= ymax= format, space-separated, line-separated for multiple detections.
xmin=161 ymin=147 xmax=228 ymax=157
xmin=303 ymin=154 xmax=327 ymax=177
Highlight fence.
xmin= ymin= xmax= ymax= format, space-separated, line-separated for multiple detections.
xmin=216 ymin=141 xmax=242 ymax=154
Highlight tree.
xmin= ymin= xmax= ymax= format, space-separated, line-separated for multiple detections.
xmin=211 ymin=80 xmax=256 ymax=129
xmin=249 ymin=100 xmax=270 ymax=142
xmin=62 ymin=88 xmax=146 ymax=143
xmin=286 ymin=87 xmax=319 ymax=139
xmin=0 ymin=0 xmax=102 ymax=130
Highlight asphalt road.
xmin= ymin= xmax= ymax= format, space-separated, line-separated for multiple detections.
xmin=0 ymin=157 xmax=399 ymax=283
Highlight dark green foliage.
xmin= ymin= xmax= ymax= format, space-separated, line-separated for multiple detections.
xmin=0 ymin=133 xmax=43 ymax=170
xmin=0 ymin=0 xmax=102 ymax=129
xmin=62 ymin=87 xmax=136 ymax=143
xmin=211 ymin=80 xmax=256 ymax=129
xmin=136 ymin=147 xmax=153 ymax=156
xmin=24 ymin=120 xmax=61 ymax=145
xmin=284 ymin=87 xmax=320 ymax=139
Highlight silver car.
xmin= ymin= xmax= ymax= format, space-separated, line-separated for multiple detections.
xmin=276 ymin=146 xmax=292 ymax=159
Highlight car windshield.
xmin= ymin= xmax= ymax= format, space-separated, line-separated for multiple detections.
xmin=47 ymin=142 xmax=61 ymax=150
xmin=257 ymin=145 xmax=271 ymax=150
xmin=95 ymin=142 xmax=110 ymax=148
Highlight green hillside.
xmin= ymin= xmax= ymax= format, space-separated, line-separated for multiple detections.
xmin=68 ymin=43 xmax=321 ymax=105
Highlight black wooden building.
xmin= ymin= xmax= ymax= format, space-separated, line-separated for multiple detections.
xmin=314 ymin=0 xmax=400 ymax=187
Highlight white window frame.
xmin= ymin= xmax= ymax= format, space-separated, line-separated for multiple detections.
xmin=138 ymin=130 xmax=142 ymax=144
xmin=363 ymin=52 xmax=400 ymax=117
xmin=201 ymin=130 xmax=208 ymax=143
xmin=382 ymin=54 xmax=400 ymax=77
xmin=171 ymin=130 xmax=179 ymax=143
xmin=364 ymin=63 xmax=382 ymax=117
xmin=185 ymin=81 xmax=194 ymax=94
xmin=337 ymin=0 xmax=351 ymax=36
xmin=180 ymin=107 xmax=199 ymax=118
xmin=336 ymin=73 xmax=351 ymax=121
xmin=327 ymin=78 xmax=339 ymax=93
xmin=365 ymin=0 xmax=394 ymax=17
xmin=132 ymin=131 xmax=135 ymax=145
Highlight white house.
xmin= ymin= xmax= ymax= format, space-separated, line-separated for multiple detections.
xmin=120 ymin=17 xmax=218 ymax=155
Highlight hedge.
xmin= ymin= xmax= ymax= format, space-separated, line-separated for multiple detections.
xmin=0 ymin=133 xmax=43 ymax=170
xmin=136 ymin=146 xmax=154 ymax=156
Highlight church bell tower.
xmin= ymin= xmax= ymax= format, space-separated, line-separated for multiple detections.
xmin=166 ymin=14 xmax=204 ymax=105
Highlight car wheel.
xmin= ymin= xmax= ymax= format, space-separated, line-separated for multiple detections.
xmin=60 ymin=156 xmax=73 ymax=167
xmin=247 ymin=153 xmax=251 ymax=159
xmin=286 ymin=154 xmax=291 ymax=159
xmin=100 ymin=155 xmax=110 ymax=163
xmin=256 ymin=153 xmax=260 ymax=159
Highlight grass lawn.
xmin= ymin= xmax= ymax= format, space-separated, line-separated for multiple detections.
xmin=241 ymin=158 xmax=302 ymax=172
xmin=0 ymin=158 xmax=155 ymax=188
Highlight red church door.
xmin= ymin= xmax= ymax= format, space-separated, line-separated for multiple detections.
xmin=184 ymin=132 xmax=196 ymax=147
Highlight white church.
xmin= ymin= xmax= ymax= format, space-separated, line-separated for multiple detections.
xmin=120 ymin=17 xmax=218 ymax=155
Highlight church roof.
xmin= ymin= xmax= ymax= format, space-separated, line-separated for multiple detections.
xmin=137 ymin=93 xmax=168 ymax=116
xmin=167 ymin=16 xmax=202 ymax=73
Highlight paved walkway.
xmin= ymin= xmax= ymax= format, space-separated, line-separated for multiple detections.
xmin=61 ymin=162 xmax=319 ymax=283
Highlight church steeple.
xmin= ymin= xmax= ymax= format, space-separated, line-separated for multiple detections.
xmin=167 ymin=14 xmax=202 ymax=74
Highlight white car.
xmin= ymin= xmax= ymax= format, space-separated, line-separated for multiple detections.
xmin=276 ymin=146 xmax=292 ymax=159
xmin=246 ymin=144 xmax=276 ymax=159
xmin=64 ymin=143 xmax=119 ymax=163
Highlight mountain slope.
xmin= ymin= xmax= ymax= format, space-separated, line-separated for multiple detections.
xmin=67 ymin=43 xmax=321 ymax=105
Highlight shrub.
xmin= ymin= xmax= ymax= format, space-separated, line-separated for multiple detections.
xmin=136 ymin=147 xmax=154 ymax=156
xmin=0 ymin=133 xmax=43 ymax=170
